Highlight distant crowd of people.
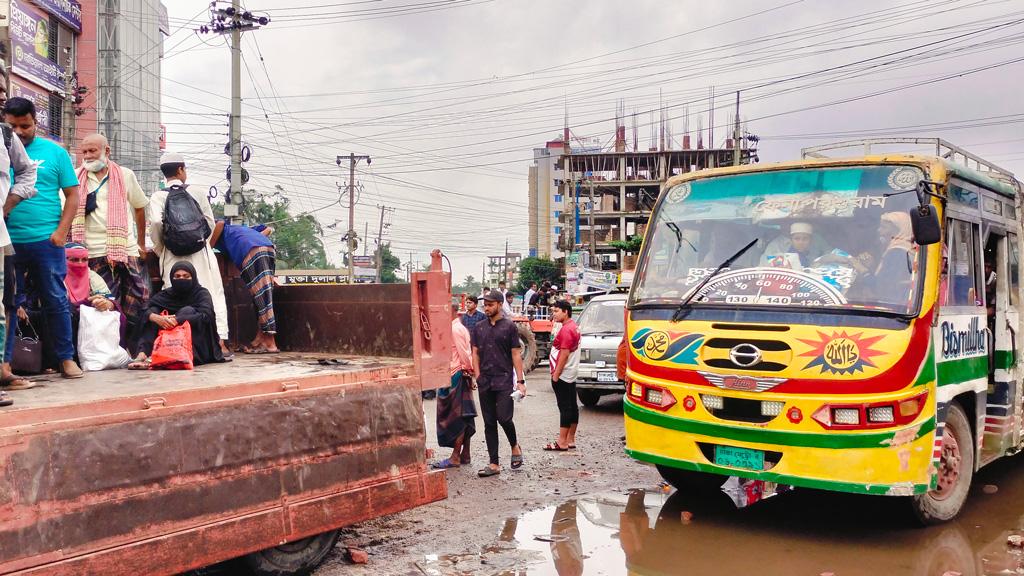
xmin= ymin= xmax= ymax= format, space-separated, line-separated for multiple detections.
xmin=0 ymin=96 xmax=280 ymax=407
xmin=433 ymin=280 xmax=581 ymax=477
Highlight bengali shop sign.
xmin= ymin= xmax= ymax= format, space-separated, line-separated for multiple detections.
xmin=10 ymin=1 xmax=66 ymax=94
xmin=30 ymin=0 xmax=82 ymax=33
xmin=9 ymin=79 xmax=51 ymax=136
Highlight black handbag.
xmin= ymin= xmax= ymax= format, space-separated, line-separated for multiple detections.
xmin=11 ymin=318 xmax=42 ymax=375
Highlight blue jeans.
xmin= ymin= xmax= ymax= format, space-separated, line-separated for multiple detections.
xmin=6 ymin=240 xmax=74 ymax=362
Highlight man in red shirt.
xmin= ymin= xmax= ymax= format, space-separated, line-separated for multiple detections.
xmin=546 ymin=300 xmax=581 ymax=451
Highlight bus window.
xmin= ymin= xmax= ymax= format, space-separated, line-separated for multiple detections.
xmin=1010 ymin=233 xmax=1020 ymax=308
xmin=947 ymin=219 xmax=981 ymax=307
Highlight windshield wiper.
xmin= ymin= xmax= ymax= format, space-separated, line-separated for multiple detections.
xmin=671 ymin=238 xmax=758 ymax=322
xmin=665 ymin=222 xmax=696 ymax=254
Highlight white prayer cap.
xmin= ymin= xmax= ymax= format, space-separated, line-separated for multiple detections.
xmin=790 ymin=222 xmax=813 ymax=236
xmin=159 ymin=152 xmax=186 ymax=167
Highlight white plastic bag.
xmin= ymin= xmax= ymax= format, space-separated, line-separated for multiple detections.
xmin=78 ymin=306 xmax=132 ymax=371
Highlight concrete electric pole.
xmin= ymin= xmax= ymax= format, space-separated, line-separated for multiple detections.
xmin=198 ymin=2 xmax=270 ymax=224
xmin=337 ymin=153 xmax=371 ymax=284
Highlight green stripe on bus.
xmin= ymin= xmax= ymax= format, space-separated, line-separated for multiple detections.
xmin=936 ymin=356 xmax=987 ymax=386
xmin=995 ymin=349 xmax=1015 ymax=371
xmin=624 ymin=401 xmax=935 ymax=450
xmin=913 ymin=346 xmax=936 ymax=387
xmin=625 ymin=448 xmax=930 ymax=496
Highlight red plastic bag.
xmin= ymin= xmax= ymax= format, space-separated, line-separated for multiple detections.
xmin=150 ymin=320 xmax=194 ymax=370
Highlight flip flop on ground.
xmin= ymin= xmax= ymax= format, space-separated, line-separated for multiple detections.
xmin=543 ymin=442 xmax=569 ymax=451
xmin=431 ymin=458 xmax=460 ymax=470
xmin=128 ymin=359 xmax=151 ymax=370
xmin=1 ymin=376 xmax=36 ymax=390
xmin=0 ymin=390 xmax=12 ymax=407
xmin=241 ymin=345 xmax=281 ymax=354
xmin=477 ymin=467 xmax=500 ymax=477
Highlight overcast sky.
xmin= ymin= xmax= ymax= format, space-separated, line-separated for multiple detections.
xmin=160 ymin=0 xmax=1024 ymax=283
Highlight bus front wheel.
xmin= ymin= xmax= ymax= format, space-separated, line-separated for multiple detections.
xmin=656 ymin=464 xmax=725 ymax=492
xmin=911 ymin=402 xmax=973 ymax=525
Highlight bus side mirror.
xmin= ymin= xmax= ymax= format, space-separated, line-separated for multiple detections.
xmin=909 ymin=206 xmax=941 ymax=246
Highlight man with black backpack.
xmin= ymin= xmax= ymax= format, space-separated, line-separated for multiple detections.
xmin=148 ymin=153 xmax=231 ymax=356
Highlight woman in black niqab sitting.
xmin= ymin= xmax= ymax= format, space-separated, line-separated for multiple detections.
xmin=129 ymin=262 xmax=226 ymax=369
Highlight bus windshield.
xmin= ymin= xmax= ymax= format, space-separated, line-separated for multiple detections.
xmin=630 ymin=165 xmax=926 ymax=315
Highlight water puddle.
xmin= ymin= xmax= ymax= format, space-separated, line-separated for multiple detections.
xmin=419 ymin=457 xmax=1024 ymax=575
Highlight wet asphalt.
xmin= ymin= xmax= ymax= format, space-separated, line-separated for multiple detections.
xmin=196 ymin=367 xmax=1024 ymax=575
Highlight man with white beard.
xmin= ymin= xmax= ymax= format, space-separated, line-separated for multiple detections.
xmin=72 ymin=134 xmax=150 ymax=351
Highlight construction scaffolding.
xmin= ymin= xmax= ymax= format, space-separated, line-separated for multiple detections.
xmin=557 ymin=103 xmax=757 ymax=273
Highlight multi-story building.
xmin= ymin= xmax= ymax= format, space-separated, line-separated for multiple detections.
xmin=485 ymin=252 xmax=521 ymax=287
xmin=95 ymin=0 xmax=168 ymax=193
xmin=0 ymin=0 xmax=81 ymax=142
xmin=0 ymin=0 xmax=166 ymax=192
xmin=527 ymin=140 xmax=566 ymax=259
xmin=560 ymin=135 xmax=757 ymax=273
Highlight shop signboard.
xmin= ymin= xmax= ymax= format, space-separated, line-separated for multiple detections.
xmin=9 ymin=78 xmax=51 ymax=136
xmin=30 ymin=0 xmax=82 ymax=33
xmin=10 ymin=0 xmax=66 ymax=94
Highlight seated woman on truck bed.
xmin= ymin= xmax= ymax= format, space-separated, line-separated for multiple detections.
xmin=129 ymin=262 xmax=226 ymax=369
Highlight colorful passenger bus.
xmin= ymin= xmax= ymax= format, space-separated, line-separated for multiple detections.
xmin=623 ymin=154 xmax=1023 ymax=522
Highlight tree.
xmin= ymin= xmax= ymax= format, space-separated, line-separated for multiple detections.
xmin=609 ymin=234 xmax=643 ymax=253
xmin=214 ymin=186 xmax=330 ymax=270
xmin=515 ymin=256 xmax=561 ymax=294
xmin=378 ymin=243 xmax=403 ymax=283
xmin=453 ymin=274 xmax=481 ymax=296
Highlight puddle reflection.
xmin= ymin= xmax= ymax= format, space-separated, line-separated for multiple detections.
xmin=422 ymin=457 xmax=1024 ymax=575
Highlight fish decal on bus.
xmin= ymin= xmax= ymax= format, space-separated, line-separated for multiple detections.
xmin=631 ymin=327 xmax=704 ymax=365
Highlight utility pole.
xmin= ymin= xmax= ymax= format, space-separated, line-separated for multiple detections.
xmin=503 ymin=238 xmax=510 ymax=284
xmin=589 ymin=180 xmax=596 ymax=262
xmin=408 ymin=252 xmax=413 ymax=283
xmin=374 ymin=204 xmax=394 ymax=283
xmin=733 ymin=91 xmax=742 ymax=166
xmin=363 ymin=222 xmax=368 ymax=256
xmin=228 ymin=0 xmax=241 ymax=222
xmin=198 ymin=3 xmax=270 ymax=223
xmin=337 ymin=153 xmax=371 ymax=284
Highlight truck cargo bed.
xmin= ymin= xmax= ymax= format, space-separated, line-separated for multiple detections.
xmin=1 ymin=353 xmax=411 ymax=426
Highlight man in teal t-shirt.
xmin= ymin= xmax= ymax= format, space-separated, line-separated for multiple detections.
xmin=4 ymin=97 xmax=83 ymax=379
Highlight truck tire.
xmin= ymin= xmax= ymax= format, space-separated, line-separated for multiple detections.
xmin=577 ymin=390 xmax=601 ymax=407
xmin=239 ymin=529 xmax=341 ymax=576
xmin=910 ymin=401 xmax=973 ymax=525
xmin=517 ymin=324 xmax=537 ymax=373
xmin=656 ymin=464 xmax=725 ymax=492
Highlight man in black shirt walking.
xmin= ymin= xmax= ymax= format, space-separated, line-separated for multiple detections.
xmin=471 ymin=290 xmax=527 ymax=477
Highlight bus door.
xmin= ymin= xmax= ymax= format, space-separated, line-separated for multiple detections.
xmin=980 ymin=228 xmax=1021 ymax=463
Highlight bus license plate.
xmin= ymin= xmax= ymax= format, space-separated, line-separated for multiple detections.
xmin=714 ymin=445 xmax=764 ymax=470
xmin=597 ymin=371 xmax=617 ymax=382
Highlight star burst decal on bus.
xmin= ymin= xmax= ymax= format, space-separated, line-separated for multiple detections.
xmin=798 ymin=330 xmax=886 ymax=375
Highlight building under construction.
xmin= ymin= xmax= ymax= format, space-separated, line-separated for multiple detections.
xmin=528 ymin=101 xmax=757 ymax=274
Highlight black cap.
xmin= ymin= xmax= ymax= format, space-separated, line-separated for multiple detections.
xmin=482 ymin=291 xmax=504 ymax=303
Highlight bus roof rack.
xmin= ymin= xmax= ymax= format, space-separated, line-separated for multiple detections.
xmin=801 ymin=138 xmax=1017 ymax=187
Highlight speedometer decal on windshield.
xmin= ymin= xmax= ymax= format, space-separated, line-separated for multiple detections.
xmin=692 ymin=268 xmax=847 ymax=307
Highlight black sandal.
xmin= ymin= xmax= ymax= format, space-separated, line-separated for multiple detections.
xmin=478 ymin=467 xmax=500 ymax=477
xmin=511 ymin=453 xmax=524 ymax=469
xmin=0 ymin=390 xmax=12 ymax=407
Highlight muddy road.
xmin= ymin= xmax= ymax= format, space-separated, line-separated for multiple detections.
xmin=314 ymin=369 xmax=1024 ymax=576
xmin=197 ymin=369 xmax=1024 ymax=575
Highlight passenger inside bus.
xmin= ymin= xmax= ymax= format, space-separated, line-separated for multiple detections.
xmin=760 ymin=222 xmax=830 ymax=267
xmin=845 ymin=211 xmax=916 ymax=306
